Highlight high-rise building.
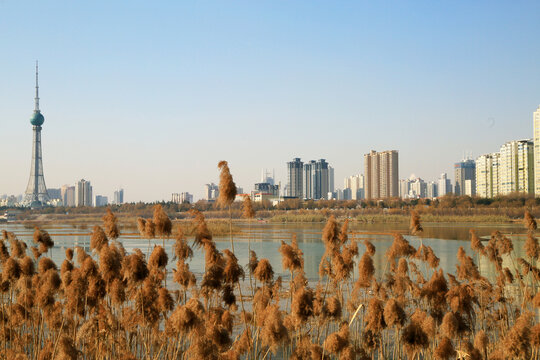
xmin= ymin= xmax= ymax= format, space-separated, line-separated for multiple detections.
xmin=303 ymin=161 xmax=314 ymax=199
xmin=114 ymin=189 xmax=124 ymax=205
xmin=517 ymin=140 xmax=534 ymax=194
xmin=286 ymin=158 xmax=303 ymax=198
xmin=534 ymin=106 xmax=540 ymax=196
xmin=95 ymin=195 xmax=108 ymax=207
xmin=454 ymin=159 xmax=476 ymax=196
xmin=364 ymin=150 xmax=399 ymax=199
xmin=409 ymin=177 xmax=427 ymax=198
xmin=47 ymin=188 xmax=62 ymax=200
xmin=61 ymin=185 xmax=76 ymax=207
xmin=204 ymin=183 xmax=219 ymax=201
xmin=172 ymin=192 xmax=193 ymax=204
xmin=499 ymin=140 xmax=534 ymax=195
xmin=260 ymin=169 xmax=275 ymax=185
xmin=476 ymin=153 xmax=501 ymax=198
xmin=438 ymin=173 xmax=452 ymax=196
xmin=23 ymin=63 xmax=50 ymax=208
xmin=344 ymin=175 xmax=365 ymax=200
xmin=254 ymin=183 xmax=279 ymax=197
xmin=303 ymin=159 xmax=330 ymax=200
xmin=76 ymin=179 xmax=93 ymax=207
xmin=399 ymin=179 xmax=411 ymax=198
xmin=328 ymin=166 xmax=335 ymax=194
xmin=427 ymin=181 xmax=438 ymax=198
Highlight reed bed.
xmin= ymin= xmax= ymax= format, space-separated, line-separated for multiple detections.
xmin=1 ymin=207 xmax=539 ymax=359
xmin=270 ymin=213 xmax=514 ymax=224
xmin=1 ymin=161 xmax=539 ymax=359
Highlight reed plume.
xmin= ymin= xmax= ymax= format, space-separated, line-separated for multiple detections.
xmin=242 ymin=194 xmax=255 ymax=219
xmin=217 ymin=161 xmax=237 ymax=208
xmin=322 ymin=216 xmax=340 ymax=254
xmin=102 ymin=208 xmax=120 ymax=239
xmin=90 ymin=225 xmax=108 ymax=252
xmin=383 ymin=298 xmax=406 ymax=328
xmin=525 ymin=232 xmax=540 ymax=260
xmin=401 ymin=321 xmax=429 ymax=359
xmin=190 ymin=209 xmax=213 ymax=249
xmin=410 ymin=210 xmax=423 ymax=235
xmin=291 ymin=287 xmax=314 ymax=324
xmin=386 ymin=233 xmax=416 ymax=260
xmin=363 ymin=239 xmax=376 ymax=256
xmin=323 ymin=322 xmax=349 ymax=355
xmin=355 ymin=253 xmax=374 ymax=288
xmin=33 ymin=227 xmax=54 ymax=254
xmin=153 ymin=204 xmax=172 ymax=238
xmin=148 ymin=245 xmax=168 ymax=271
xmin=365 ymin=298 xmax=385 ymax=334
xmin=525 ymin=210 xmax=537 ymax=231
xmin=253 ymin=258 xmax=274 ymax=284
xmin=469 ymin=229 xmax=484 ymax=255
xmin=502 ymin=312 xmax=532 ymax=359
xmin=279 ymin=236 xmax=303 ymax=273
xmin=261 ymin=305 xmax=289 ymax=353
xmin=434 ymin=337 xmax=456 ymax=360
xmin=223 ymin=249 xmax=244 ymax=284
xmin=173 ymin=225 xmax=193 ymax=261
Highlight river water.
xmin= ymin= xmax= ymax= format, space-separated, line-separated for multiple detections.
xmin=0 ymin=221 xmax=528 ymax=285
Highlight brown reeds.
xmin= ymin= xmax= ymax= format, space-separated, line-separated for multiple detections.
xmin=102 ymin=208 xmax=120 ymax=239
xmin=153 ymin=204 xmax=172 ymax=238
xmin=525 ymin=210 xmax=537 ymax=231
xmin=217 ymin=161 xmax=237 ymax=209
xmin=242 ymin=194 xmax=255 ymax=219
xmin=1 ymin=207 xmax=540 ymax=359
xmin=410 ymin=210 xmax=423 ymax=236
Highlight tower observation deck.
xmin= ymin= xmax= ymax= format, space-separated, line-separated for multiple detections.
xmin=22 ymin=62 xmax=50 ymax=208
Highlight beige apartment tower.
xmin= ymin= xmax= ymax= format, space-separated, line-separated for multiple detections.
xmin=476 ymin=153 xmax=500 ymax=198
xmin=499 ymin=139 xmax=534 ymax=195
xmin=364 ymin=150 xmax=399 ymax=199
xmin=534 ymin=106 xmax=540 ymax=196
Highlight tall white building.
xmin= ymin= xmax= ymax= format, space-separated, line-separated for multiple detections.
xmin=438 ymin=173 xmax=452 ymax=196
xmin=204 ymin=183 xmax=219 ymax=201
xmin=499 ymin=140 xmax=534 ymax=195
xmin=172 ymin=192 xmax=193 ymax=204
xmin=61 ymin=185 xmax=75 ymax=207
xmin=328 ymin=166 xmax=335 ymax=194
xmin=454 ymin=159 xmax=476 ymax=196
xmin=344 ymin=174 xmax=365 ymax=200
xmin=76 ymin=179 xmax=93 ymax=207
xmin=534 ymin=106 xmax=540 ymax=196
xmin=409 ymin=177 xmax=427 ymax=198
xmin=476 ymin=153 xmax=500 ymax=198
xmin=426 ymin=181 xmax=438 ymax=198
xmin=114 ymin=189 xmax=124 ymax=205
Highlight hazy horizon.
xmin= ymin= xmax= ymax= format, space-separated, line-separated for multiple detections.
xmin=1 ymin=1 xmax=539 ymax=202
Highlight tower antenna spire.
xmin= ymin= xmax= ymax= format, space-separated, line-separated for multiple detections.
xmin=34 ymin=61 xmax=40 ymax=111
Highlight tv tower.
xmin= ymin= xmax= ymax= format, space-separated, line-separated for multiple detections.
xmin=22 ymin=62 xmax=50 ymax=208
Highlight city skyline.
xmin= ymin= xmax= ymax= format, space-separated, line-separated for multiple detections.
xmin=1 ymin=2 xmax=539 ymax=202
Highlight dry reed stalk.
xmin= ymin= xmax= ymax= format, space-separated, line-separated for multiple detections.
xmin=410 ymin=210 xmax=423 ymax=236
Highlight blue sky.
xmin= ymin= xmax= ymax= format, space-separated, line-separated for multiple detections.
xmin=1 ymin=1 xmax=539 ymax=201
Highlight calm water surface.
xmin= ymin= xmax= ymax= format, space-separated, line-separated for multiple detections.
xmin=0 ymin=221 xmax=528 ymax=285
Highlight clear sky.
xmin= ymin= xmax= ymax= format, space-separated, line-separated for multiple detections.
xmin=1 ymin=1 xmax=539 ymax=202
